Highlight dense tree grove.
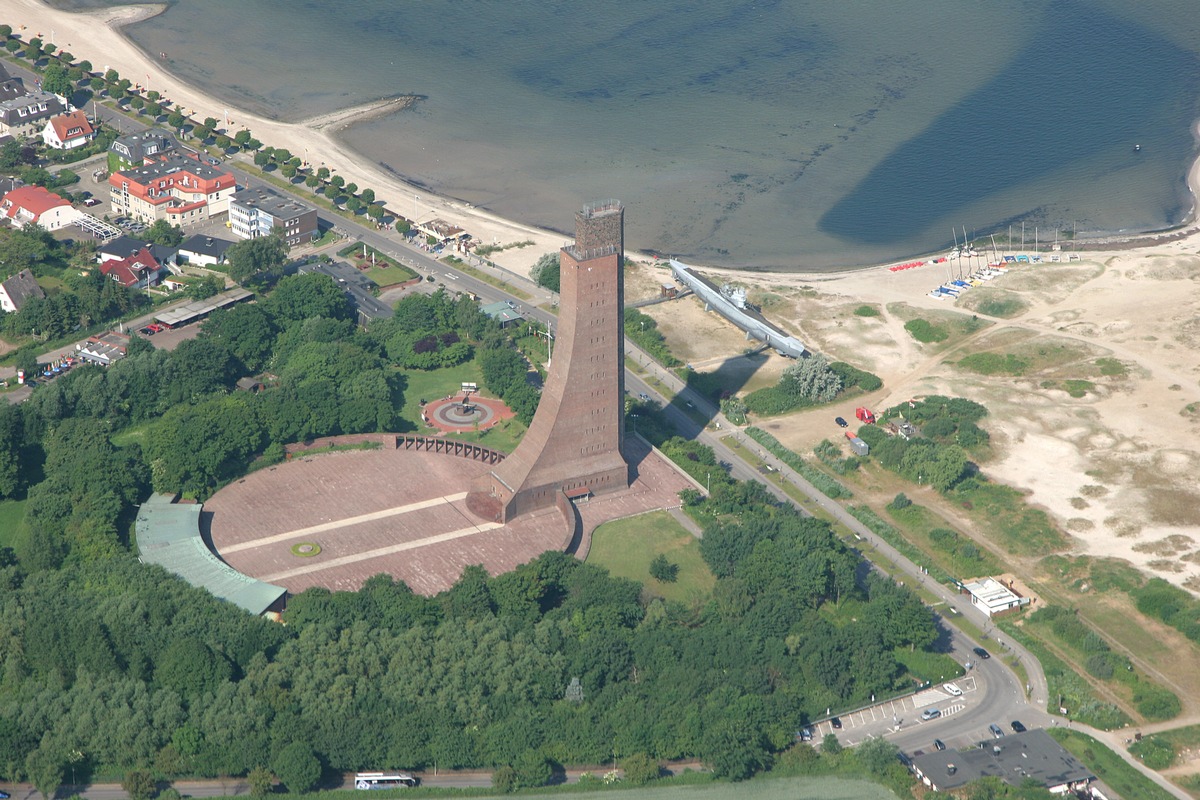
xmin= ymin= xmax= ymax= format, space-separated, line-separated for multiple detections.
xmin=0 ymin=456 xmax=942 ymax=790
xmin=855 ymin=395 xmax=986 ymax=491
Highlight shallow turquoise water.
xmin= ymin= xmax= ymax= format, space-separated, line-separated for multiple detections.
xmin=58 ymin=0 xmax=1200 ymax=269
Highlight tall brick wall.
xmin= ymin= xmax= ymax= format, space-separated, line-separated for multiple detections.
xmin=467 ymin=202 xmax=630 ymax=522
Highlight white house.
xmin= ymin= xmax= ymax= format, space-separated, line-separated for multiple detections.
xmin=0 ymin=184 xmax=81 ymax=231
xmin=0 ymin=268 xmax=45 ymax=313
xmin=42 ymin=110 xmax=95 ymax=150
xmin=177 ymin=234 xmax=234 ymax=268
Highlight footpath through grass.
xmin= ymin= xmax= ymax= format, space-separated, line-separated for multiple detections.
xmin=1047 ymin=728 xmax=1177 ymax=800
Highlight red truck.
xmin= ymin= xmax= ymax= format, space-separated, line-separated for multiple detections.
xmin=855 ymin=406 xmax=876 ymax=424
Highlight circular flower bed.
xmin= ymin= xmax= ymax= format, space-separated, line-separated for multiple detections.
xmin=291 ymin=542 xmax=322 ymax=557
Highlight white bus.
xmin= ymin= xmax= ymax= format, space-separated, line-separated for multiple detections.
xmin=354 ymin=772 xmax=418 ymax=790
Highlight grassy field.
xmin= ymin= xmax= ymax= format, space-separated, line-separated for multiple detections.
xmin=884 ymin=501 xmax=1003 ymax=577
xmin=1047 ymin=729 xmax=1178 ymax=800
xmin=588 ymin=511 xmax=715 ymax=605
xmin=957 ymin=288 xmax=1028 ymax=318
xmin=365 ymin=263 xmax=418 ymax=287
xmin=0 ymin=498 xmax=26 ymax=547
xmin=949 ymin=480 xmax=1068 ymax=556
xmin=396 ymin=362 xmax=526 ymax=453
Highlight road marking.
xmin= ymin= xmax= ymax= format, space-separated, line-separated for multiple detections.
xmin=222 ymin=492 xmax=469 ymax=553
xmin=262 ymin=521 xmax=504 ymax=581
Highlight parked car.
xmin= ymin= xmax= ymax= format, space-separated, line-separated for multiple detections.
xmin=920 ymin=708 xmax=942 ymax=721
xmin=140 ymin=327 xmax=155 ymax=336
xmin=1010 ymin=720 xmax=1026 ymax=733
xmin=933 ymin=739 xmax=946 ymax=751
xmin=973 ymin=647 xmax=991 ymax=660
xmin=943 ymin=682 xmax=963 ymax=696
xmin=797 ymin=727 xmax=814 ymax=742
xmin=835 ymin=416 xmax=848 ymax=428
xmin=989 ymin=723 xmax=1004 ymax=738
xmin=83 ymin=197 xmax=102 ymax=207
xmin=0 ymin=790 xmax=11 ymax=798
xmin=830 ymin=717 xmax=842 ymax=730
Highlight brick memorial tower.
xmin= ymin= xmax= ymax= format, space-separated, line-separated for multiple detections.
xmin=467 ymin=201 xmax=629 ymax=522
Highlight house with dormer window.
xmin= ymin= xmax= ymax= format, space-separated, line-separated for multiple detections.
xmin=108 ymin=153 xmax=237 ymax=227
xmin=42 ymin=110 xmax=96 ymax=150
xmin=0 ymin=91 xmax=66 ymax=136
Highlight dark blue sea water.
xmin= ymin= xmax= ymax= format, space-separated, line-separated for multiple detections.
xmin=53 ymin=0 xmax=1200 ymax=269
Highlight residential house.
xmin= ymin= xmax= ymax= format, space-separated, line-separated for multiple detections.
xmin=108 ymin=153 xmax=236 ymax=228
xmin=0 ymin=268 xmax=45 ymax=313
xmin=42 ymin=110 xmax=95 ymax=150
xmin=0 ymin=63 xmax=25 ymax=103
xmin=109 ymin=131 xmax=177 ymax=171
xmin=99 ymin=247 xmax=163 ymax=289
xmin=0 ymin=184 xmax=80 ymax=231
xmin=229 ymin=186 xmax=318 ymax=246
xmin=0 ymin=91 xmax=67 ymax=136
xmin=99 ymin=236 xmax=178 ymax=272
xmin=98 ymin=234 xmax=150 ymax=263
xmin=177 ymin=234 xmax=234 ymax=268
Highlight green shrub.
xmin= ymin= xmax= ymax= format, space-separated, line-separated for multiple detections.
xmin=1134 ymin=684 xmax=1182 ymax=722
xmin=904 ymin=318 xmax=949 ymax=343
xmin=829 ymin=361 xmax=883 ymax=392
xmin=1129 ymin=736 xmax=1176 ymax=770
xmin=626 ymin=309 xmax=680 ymax=367
xmin=853 ymin=305 xmax=880 ymax=317
xmin=957 ymin=352 xmax=1029 ymax=376
xmin=889 ymin=492 xmax=911 ymax=510
xmin=1085 ymin=653 xmax=1115 ymax=680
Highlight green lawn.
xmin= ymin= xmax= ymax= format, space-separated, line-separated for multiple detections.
xmin=396 ymin=362 xmax=526 ymax=453
xmin=365 ymin=263 xmax=418 ymax=287
xmin=1046 ymin=729 xmax=1177 ymax=800
xmin=398 ymin=362 xmax=486 ymax=430
xmin=588 ymin=510 xmax=715 ymax=604
xmin=0 ymin=498 xmax=26 ymax=548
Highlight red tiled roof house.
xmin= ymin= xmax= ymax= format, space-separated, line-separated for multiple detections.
xmin=0 ymin=184 xmax=80 ymax=230
xmin=99 ymin=247 xmax=163 ymax=290
xmin=42 ymin=110 xmax=96 ymax=150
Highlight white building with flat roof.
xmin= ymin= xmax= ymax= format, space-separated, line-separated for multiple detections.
xmin=962 ymin=577 xmax=1029 ymax=617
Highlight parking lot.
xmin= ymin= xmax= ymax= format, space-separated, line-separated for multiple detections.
xmin=808 ymin=676 xmax=979 ymax=740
